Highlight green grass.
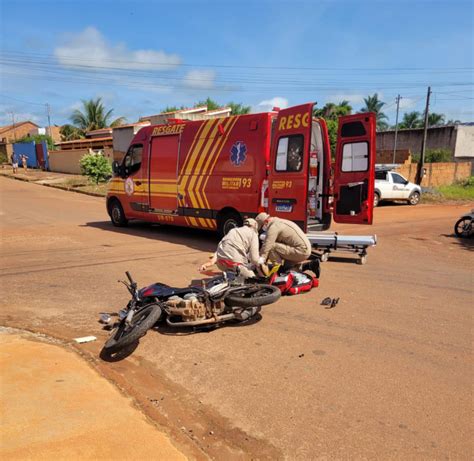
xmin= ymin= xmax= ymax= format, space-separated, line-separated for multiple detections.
xmin=438 ymin=183 xmax=474 ymax=200
xmin=423 ymin=177 xmax=474 ymax=202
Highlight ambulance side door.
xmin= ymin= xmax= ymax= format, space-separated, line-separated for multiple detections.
xmin=333 ymin=113 xmax=376 ymax=224
xmin=267 ymin=103 xmax=314 ymax=230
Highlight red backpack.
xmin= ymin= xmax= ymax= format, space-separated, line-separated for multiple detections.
xmin=269 ymin=270 xmax=319 ymax=296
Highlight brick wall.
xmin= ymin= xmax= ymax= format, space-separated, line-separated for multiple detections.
xmin=376 ymin=149 xmax=411 ymax=164
xmin=395 ymin=162 xmax=472 ymax=187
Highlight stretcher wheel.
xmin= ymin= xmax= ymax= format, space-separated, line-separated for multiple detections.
xmin=320 ymin=253 xmax=329 ymax=263
xmin=358 ymin=255 xmax=367 ymax=265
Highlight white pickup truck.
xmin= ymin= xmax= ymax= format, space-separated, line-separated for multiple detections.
xmin=374 ymin=170 xmax=422 ymax=207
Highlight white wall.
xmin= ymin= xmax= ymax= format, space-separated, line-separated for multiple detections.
xmin=454 ymin=125 xmax=474 ymax=158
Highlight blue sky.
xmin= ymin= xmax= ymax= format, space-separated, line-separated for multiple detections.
xmin=0 ymin=0 xmax=473 ymax=128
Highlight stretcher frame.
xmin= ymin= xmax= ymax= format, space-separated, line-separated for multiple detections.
xmin=307 ymin=233 xmax=377 ymax=265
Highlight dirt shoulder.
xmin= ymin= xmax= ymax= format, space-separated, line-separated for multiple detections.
xmin=0 ymin=167 xmax=106 ymax=197
xmin=0 ymin=327 xmax=187 ymax=460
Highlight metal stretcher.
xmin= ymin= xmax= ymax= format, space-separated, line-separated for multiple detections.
xmin=307 ymin=233 xmax=377 ymax=265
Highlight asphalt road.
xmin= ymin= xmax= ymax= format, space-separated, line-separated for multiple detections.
xmin=1 ymin=176 xmax=472 ymax=459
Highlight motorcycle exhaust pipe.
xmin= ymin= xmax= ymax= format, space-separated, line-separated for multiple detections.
xmin=166 ymin=313 xmax=236 ymax=327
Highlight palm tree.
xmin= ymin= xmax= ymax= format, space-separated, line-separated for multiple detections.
xmin=313 ymin=101 xmax=352 ymax=120
xmin=336 ymin=100 xmax=352 ymax=117
xmin=359 ymin=93 xmax=388 ymax=130
xmin=70 ymin=98 xmax=126 ymax=133
xmin=399 ymin=111 xmax=422 ymax=129
xmin=428 ymin=112 xmax=445 ymax=127
xmin=60 ymin=124 xmax=84 ymax=141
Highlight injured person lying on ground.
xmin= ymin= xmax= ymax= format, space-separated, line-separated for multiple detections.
xmin=199 ymin=218 xmax=260 ymax=278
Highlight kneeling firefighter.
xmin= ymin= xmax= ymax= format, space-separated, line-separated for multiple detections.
xmin=255 ymin=212 xmax=312 ymax=271
xmin=199 ymin=218 xmax=260 ymax=278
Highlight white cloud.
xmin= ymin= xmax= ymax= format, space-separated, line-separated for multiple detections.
xmin=0 ymin=110 xmax=41 ymax=126
xmin=253 ymin=97 xmax=289 ymax=113
xmin=325 ymin=94 xmax=366 ymax=106
xmin=182 ymin=70 xmax=216 ymax=90
xmin=54 ymin=27 xmax=181 ymax=70
xmin=399 ymin=97 xmax=417 ymax=110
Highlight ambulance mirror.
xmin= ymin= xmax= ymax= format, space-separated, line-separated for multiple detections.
xmin=112 ymin=161 xmax=120 ymax=175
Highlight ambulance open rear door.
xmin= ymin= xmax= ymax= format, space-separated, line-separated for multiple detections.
xmin=333 ymin=113 xmax=376 ymax=225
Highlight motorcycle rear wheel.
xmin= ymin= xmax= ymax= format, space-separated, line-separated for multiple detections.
xmin=104 ymin=303 xmax=162 ymax=353
xmin=224 ymin=284 xmax=281 ymax=308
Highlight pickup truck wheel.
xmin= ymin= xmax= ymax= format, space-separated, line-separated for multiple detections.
xmin=373 ymin=192 xmax=380 ymax=207
xmin=408 ymin=191 xmax=420 ymax=205
xmin=109 ymin=199 xmax=128 ymax=227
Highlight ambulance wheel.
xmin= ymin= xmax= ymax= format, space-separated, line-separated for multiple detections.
xmin=218 ymin=211 xmax=243 ymax=237
xmin=109 ymin=199 xmax=128 ymax=227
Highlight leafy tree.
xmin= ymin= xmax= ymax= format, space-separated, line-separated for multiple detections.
xmin=428 ymin=112 xmax=445 ymax=127
xmin=325 ymin=119 xmax=338 ymax=158
xmin=17 ymin=134 xmax=55 ymax=151
xmin=227 ymin=102 xmax=251 ymax=115
xmin=160 ymin=105 xmax=186 ymax=113
xmin=194 ymin=97 xmax=220 ymax=110
xmin=359 ymin=93 xmax=388 ymax=130
xmin=79 ymin=151 xmax=112 ymax=184
xmin=312 ymin=101 xmax=353 ymax=156
xmin=447 ymin=118 xmax=461 ymax=125
xmin=412 ymin=148 xmax=452 ymax=163
xmin=71 ymin=98 xmax=126 ymax=133
xmin=60 ymin=124 xmax=84 ymax=141
xmin=313 ymin=100 xmax=352 ymax=120
xmin=399 ymin=111 xmax=422 ymax=129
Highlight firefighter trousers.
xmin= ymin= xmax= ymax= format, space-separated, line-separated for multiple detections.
xmin=268 ymin=243 xmax=311 ymax=264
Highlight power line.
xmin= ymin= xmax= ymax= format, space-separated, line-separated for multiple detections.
xmin=2 ymin=50 xmax=473 ymax=72
xmin=0 ymin=94 xmax=46 ymax=106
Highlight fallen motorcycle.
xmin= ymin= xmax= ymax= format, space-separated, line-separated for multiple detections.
xmin=454 ymin=209 xmax=473 ymax=238
xmin=102 ymin=271 xmax=281 ymax=353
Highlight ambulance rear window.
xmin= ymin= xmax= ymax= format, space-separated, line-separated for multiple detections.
xmin=275 ymin=135 xmax=304 ymax=172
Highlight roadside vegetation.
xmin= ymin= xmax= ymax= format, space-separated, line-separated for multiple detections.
xmin=423 ymin=176 xmax=474 ymax=202
xmin=79 ymin=151 xmax=112 ymax=184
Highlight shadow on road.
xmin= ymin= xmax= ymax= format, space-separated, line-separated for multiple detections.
xmin=83 ymin=220 xmax=219 ymax=253
xmin=154 ymin=314 xmax=263 ymax=337
xmin=326 ymin=256 xmax=361 ymax=264
xmin=440 ymin=233 xmax=474 ymax=252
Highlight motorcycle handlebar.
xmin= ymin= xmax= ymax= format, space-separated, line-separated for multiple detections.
xmin=125 ymin=271 xmax=134 ymax=285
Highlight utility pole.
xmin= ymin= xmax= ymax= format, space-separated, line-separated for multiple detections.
xmin=46 ymin=103 xmax=52 ymax=139
xmin=392 ymin=94 xmax=401 ymax=164
xmin=416 ymin=86 xmax=431 ymax=185
xmin=10 ymin=112 xmax=17 ymax=141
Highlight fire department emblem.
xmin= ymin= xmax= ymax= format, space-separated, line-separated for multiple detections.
xmin=230 ymin=141 xmax=247 ymax=166
xmin=124 ymin=177 xmax=134 ymax=196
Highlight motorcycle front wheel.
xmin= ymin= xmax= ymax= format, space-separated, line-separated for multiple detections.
xmin=104 ymin=303 xmax=162 ymax=353
xmin=454 ymin=217 xmax=473 ymax=238
xmin=224 ymin=284 xmax=281 ymax=308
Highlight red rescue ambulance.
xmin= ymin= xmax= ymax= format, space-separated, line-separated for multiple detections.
xmin=107 ymin=103 xmax=375 ymax=236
